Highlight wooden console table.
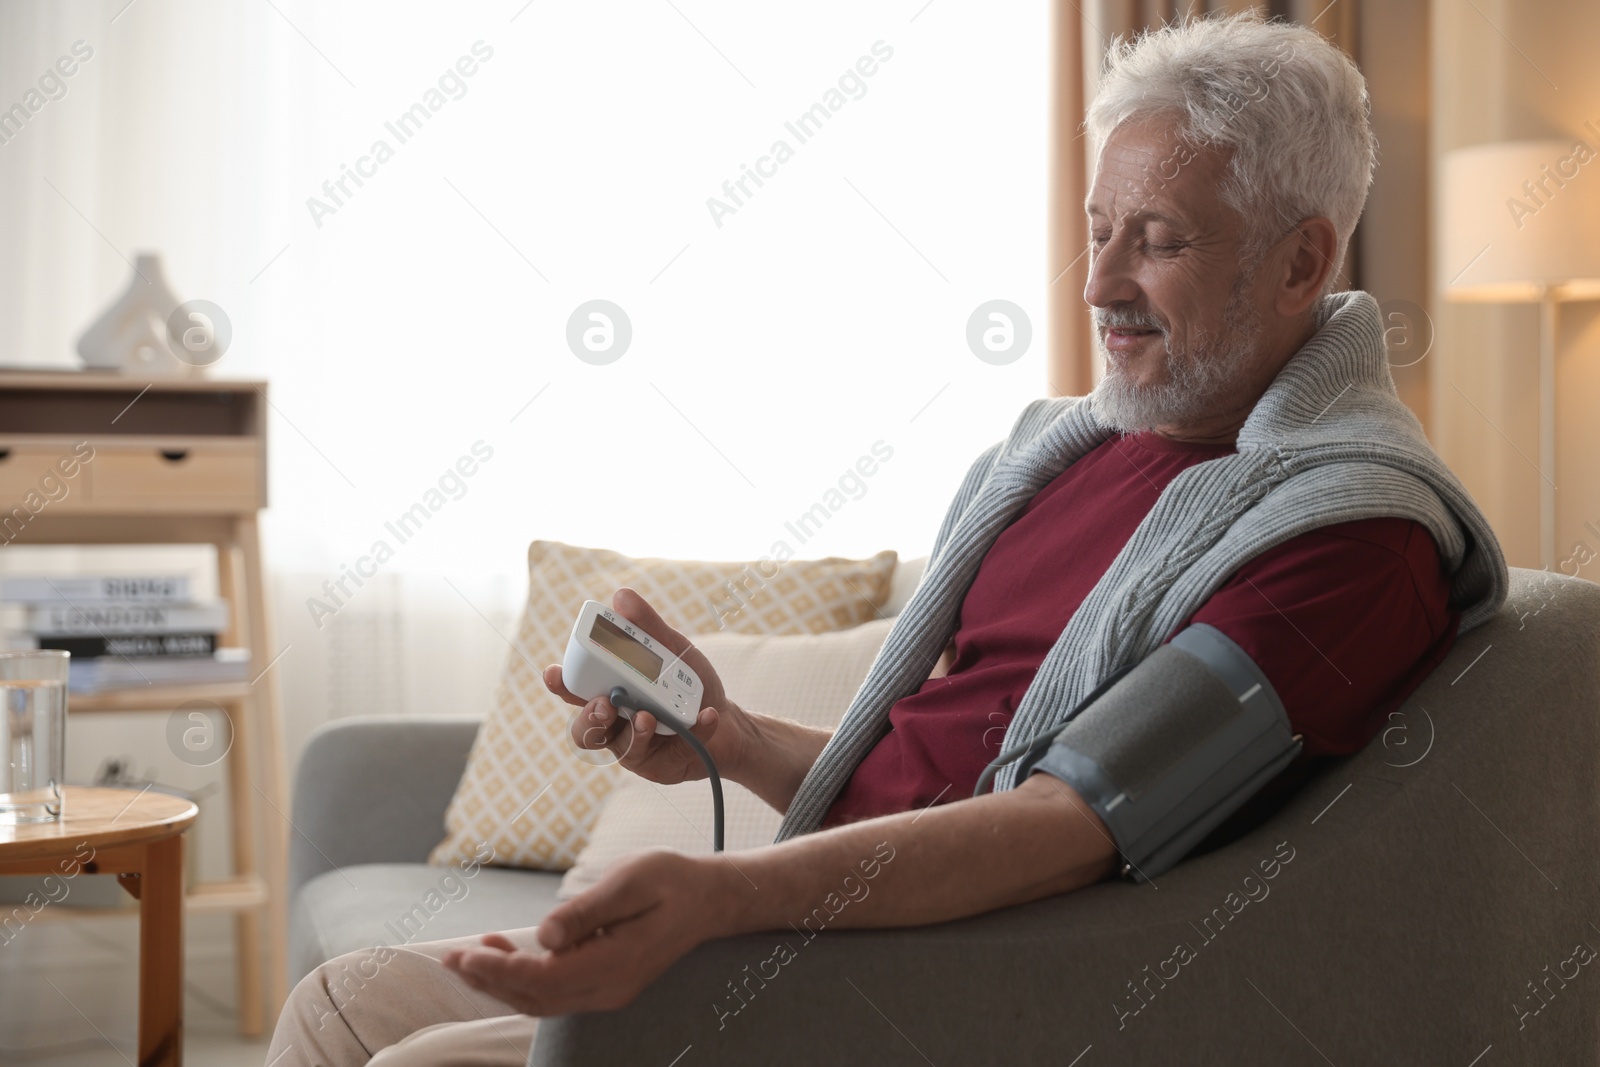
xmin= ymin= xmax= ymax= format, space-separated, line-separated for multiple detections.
xmin=0 ymin=372 xmax=287 ymax=1034
xmin=0 ymin=787 xmax=200 ymax=1066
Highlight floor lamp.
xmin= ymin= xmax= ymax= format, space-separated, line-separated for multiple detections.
xmin=1440 ymin=139 xmax=1600 ymax=570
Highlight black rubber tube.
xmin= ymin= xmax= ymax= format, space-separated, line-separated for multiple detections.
xmin=972 ymin=662 xmax=1138 ymax=798
xmin=610 ymin=685 xmax=724 ymax=852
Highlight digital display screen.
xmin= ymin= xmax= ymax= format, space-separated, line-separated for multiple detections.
xmin=589 ymin=614 xmax=662 ymax=682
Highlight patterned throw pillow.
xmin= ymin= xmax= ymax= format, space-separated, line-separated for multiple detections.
xmin=428 ymin=541 xmax=897 ymax=870
xmin=557 ymin=617 xmax=897 ymax=898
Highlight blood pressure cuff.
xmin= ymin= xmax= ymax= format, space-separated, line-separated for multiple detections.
xmin=1019 ymin=624 xmax=1301 ymax=882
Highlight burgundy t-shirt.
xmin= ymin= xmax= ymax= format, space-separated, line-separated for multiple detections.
xmin=821 ymin=431 xmax=1460 ymax=828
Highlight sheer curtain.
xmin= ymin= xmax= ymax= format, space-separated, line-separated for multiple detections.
xmin=0 ymin=0 xmax=1050 ymax=758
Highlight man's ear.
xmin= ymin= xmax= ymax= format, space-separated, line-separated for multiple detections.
xmin=1271 ymin=216 xmax=1339 ymax=317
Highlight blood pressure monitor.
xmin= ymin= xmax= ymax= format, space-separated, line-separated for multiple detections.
xmin=562 ymin=600 xmax=703 ymax=735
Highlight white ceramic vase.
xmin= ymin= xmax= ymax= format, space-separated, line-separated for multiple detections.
xmin=75 ymin=253 xmax=195 ymax=377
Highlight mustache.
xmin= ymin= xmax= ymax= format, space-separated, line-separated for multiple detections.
xmin=1093 ymin=307 xmax=1167 ymax=333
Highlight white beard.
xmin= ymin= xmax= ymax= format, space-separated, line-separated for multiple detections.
xmin=1089 ymin=277 xmax=1264 ymax=434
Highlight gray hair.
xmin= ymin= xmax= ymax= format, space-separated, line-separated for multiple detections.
xmin=1085 ymin=14 xmax=1376 ymax=290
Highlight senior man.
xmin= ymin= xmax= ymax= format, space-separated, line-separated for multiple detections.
xmin=269 ymin=13 xmax=1505 ymax=1065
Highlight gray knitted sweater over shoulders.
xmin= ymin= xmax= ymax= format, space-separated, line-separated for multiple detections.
xmin=774 ymin=290 xmax=1508 ymax=841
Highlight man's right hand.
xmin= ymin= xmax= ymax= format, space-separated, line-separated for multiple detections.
xmin=546 ymin=588 xmax=748 ymax=786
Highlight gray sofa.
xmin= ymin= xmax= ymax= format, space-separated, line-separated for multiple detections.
xmin=289 ymin=567 xmax=1600 ymax=1065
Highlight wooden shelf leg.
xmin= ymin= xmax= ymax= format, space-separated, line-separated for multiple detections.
xmin=139 ymin=835 xmax=185 ymax=1067
xmin=236 ymin=516 xmax=290 ymax=1027
xmin=217 ymin=543 xmax=265 ymax=1037
xmin=221 ymin=692 xmax=264 ymax=1037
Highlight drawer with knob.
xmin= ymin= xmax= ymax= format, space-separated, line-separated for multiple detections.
xmin=0 ymin=436 xmax=263 ymax=515
xmin=0 ymin=376 xmax=268 ymax=517
xmin=89 ymin=438 xmax=264 ymax=513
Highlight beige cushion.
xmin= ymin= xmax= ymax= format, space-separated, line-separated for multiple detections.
xmin=429 ymin=541 xmax=897 ymax=871
xmin=883 ymin=555 xmax=928 ymax=616
xmin=558 ymin=617 xmax=897 ymax=898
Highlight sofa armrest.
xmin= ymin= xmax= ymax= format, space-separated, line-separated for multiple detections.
xmin=287 ymin=715 xmax=481 ymax=902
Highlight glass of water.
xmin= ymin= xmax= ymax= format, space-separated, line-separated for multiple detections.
xmin=0 ymin=650 xmax=69 ymax=824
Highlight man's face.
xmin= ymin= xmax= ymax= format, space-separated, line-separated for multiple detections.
xmin=1082 ymin=118 xmax=1269 ymax=434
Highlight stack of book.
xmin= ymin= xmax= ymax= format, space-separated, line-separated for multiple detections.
xmin=0 ymin=575 xmax=250 ymax=692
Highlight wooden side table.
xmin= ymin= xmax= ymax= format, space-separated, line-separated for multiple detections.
xmin=0 ymin=372 xmax=288 ymax=1033
xmin=0 ymin=786 xmax=199 ymax=1067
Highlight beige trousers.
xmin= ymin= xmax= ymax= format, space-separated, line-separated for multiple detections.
xmin=266 ymin=930 xmax=540 ymax=1067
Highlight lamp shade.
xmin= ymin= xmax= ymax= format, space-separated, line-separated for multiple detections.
xmin=1439 ymin=137 xmax=1600 ymax=302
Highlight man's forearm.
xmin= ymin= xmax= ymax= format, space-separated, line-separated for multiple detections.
xmin=715 ymin=772 xmax=1118 ymax=936
xmin=725 ymin=706 xmax=834 ymax=814
xmin=458 ymin=766 xmax=1117 ymax=1019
